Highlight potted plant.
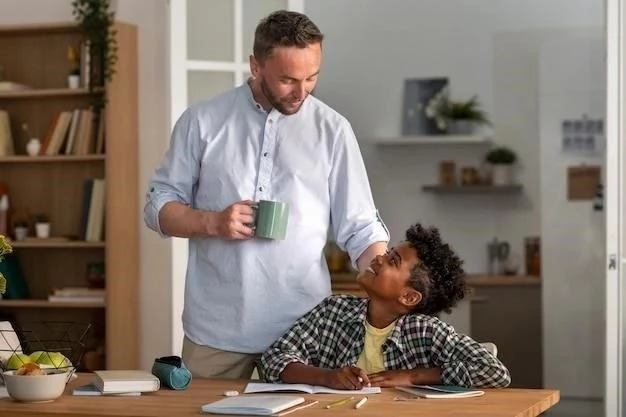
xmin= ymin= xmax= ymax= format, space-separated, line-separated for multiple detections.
xmin=34 ymin=214 xmax=51 ymax=239
xmin=67 ymin=46 xmax=81 ymax=89
xmin=428 ymin=93 xmax=491 ymax=134
xmin=71 ymin=0 xmax=118 ymax=107
xmin=485 ymin=146 xmax=517 ymax=185
xmin=13 ymin=219 xmax=28 ymax=241
xmin=0 ymin=234 xmax=12 ymax=299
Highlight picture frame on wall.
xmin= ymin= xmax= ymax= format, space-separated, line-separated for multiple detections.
xmin=401 ymin=77 xmax=449 ymax=136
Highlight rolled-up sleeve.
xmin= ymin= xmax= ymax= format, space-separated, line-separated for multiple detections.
xmin=429 ymin=322 xmax=511 ymax=388
xmin=328 ymin=120 xmax=389 ymax=265
xmin=144 ymin=108 xmax=203 ymax=237
xmin=259 ymin=301 xmax=326 ymax=382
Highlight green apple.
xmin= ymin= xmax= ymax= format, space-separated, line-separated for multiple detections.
xmin=29 ymin=351 xmax=72 ymax=368
xmin=4 ymin=353 xmax=32 ymax=370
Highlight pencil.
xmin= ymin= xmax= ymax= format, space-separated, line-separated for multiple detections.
xmin=354 ymin=396 xmax=368 ymax=409
xmin=277 ymin=400 xmax=319 ymax=416
xmin=324 ymin=396 xmax=354 ymax=409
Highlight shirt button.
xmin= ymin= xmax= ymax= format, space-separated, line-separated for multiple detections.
xmin=256 ymin=104 xmax=261 ymax=110
xmin=259 ymin=186 xmax=263 ymax=191
xmin=263 ymin=152 xmax=268 ymax=157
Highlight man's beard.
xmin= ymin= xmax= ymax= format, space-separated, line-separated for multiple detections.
xmin=260 ymin=77 xmax=306 ymax=115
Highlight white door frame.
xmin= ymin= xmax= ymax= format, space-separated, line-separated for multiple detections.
xmin=167 ymin=0 xmax=304 ymax=356
xmin=605 ymin=0 xmax=624 ymax=416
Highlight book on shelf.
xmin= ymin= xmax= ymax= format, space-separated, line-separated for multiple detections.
xmin=201 ymin=395 xmax=306 ymax=416
xmin=0 ymin=110 xmax=14 ymax=156
xmin=48 ymin=287 xmax=105 ymax=303
xmin=80 ymin=178 xmax=105 ymax=242
xmin=39 ymin=108 xmax=102 ymax=156
xmin=395 ymin=384 xmax=485 ymax=399
xmin=93 ymin=370 xmax=160 ymax=394
xmin=243 ymin=382 xmax=381 ymax=395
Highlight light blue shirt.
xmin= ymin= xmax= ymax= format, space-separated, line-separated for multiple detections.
xmin=144 ymin=82 xmax=389 ymax=353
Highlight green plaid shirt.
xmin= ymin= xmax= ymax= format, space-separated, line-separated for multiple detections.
xmin=260 ymin=295 xmax=511 ymax=388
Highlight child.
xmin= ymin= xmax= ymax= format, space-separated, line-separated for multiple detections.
xmin=259 ymin=223 xmax=511 ymax=389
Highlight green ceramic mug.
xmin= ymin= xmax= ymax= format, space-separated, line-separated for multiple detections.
xmin=252 ymin=200 xmax=289 ymax=240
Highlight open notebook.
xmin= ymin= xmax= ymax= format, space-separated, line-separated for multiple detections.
xmin=244 ymin=382 xmax=381 ymax=395
xmin=396 ymin=385 xmax=485 ymax=399
xmin=201 ymin=395 xmax=305 ymax=415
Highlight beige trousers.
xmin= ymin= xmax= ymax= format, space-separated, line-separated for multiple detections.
xmin=182 ymin=336 xmax=261 ymax=379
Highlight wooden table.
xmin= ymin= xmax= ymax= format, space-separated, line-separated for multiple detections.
xmin=0 ymin=375 xmax=559 ymax=417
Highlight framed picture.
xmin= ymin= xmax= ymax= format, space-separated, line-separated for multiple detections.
xmin=401 ymin=77 xmax=448 ymax=135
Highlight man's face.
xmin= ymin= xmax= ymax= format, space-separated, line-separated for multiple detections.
xmin=251 ymin=43 xmax=321 ymax=115
xmin=358 ymin=242 xmax=420 ymax=303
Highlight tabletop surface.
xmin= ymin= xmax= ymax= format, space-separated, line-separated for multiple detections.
xmin=0 ymin=374 xmax=560 ymax=417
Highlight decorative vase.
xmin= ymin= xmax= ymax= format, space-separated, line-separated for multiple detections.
xmin=491 ymin=164 xmax=514 ymax=186
xmin=35 ymin=222 xmax=50 ymax=238
xmin=26 ymin=138 xmax=41 ymax=156
xmin=68 ymin=74 xmax=80 ymax=89
xmin=447 ymin=119 xmax=476 ymax=135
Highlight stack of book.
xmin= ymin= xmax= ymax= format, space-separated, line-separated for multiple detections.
xmin=48 ymin=287 xmax=105 ymax=303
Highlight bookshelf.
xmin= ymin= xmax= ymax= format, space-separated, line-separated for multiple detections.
xmin=0 ymin=22 xmax=138 ymax=370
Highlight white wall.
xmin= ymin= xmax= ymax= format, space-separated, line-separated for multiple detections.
xmin=0 ymin=0 xmax=172 ymax=371
xmin=539 ymin=30 xmax=605 ymax=398
xmin=305 ymin=0 xmax=603 ymax=273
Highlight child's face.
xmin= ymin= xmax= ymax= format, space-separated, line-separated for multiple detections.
xmin=358 ymin=242 xmax=420 ymax=303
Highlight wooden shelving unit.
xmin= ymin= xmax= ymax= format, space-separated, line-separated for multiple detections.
xmin=365 ymin=134 xmax=493 ymax=146
xmin=0 ymin=22 xmax=138 ymax=370
xmin=0 ymin=299 xmax=105 ymax=308
xmin=422 ymin=184 xmax=523 ymax=194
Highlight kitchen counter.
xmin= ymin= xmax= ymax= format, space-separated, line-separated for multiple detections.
xmin=331 ymin=273 xmax=540 ymax=292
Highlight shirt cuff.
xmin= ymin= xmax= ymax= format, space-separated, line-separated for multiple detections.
xmin=144 ymin=188 xmax=181 ymax=238
xmin=345 ymin=210 xmax=390 ymax=269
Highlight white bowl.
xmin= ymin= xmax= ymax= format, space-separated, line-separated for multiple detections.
xmin=2 ymin=369 xmax=71 ymax=402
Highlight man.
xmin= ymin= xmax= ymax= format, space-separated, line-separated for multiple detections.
xmin=144 ymin=10 xmax=388 ymax=379
xmin=260 ymin=223 xmax=511 ymax=389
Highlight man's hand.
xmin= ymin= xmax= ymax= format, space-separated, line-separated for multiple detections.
xmin=207 ymin=200 xmax=255 ymax=239
xmin=323 ymin=366 xmax=370 ymax=390
xmin=368 ymin=368 xmax=441 ymax=387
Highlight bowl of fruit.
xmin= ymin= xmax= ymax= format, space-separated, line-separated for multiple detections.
xmin=2 ymin=352 xmax=73 ymax=402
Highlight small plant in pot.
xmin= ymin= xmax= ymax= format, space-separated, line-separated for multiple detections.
xmin=429 ymin=93 xmax=491 ymax=134
xmin=485 ymin=146 xmax=517 ymax=186
xmin=67 ymin=46 xmax=81 ymax=89
xmin=34 ymin=214 xmax=51 ymax=239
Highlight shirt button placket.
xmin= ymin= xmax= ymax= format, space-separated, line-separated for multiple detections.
xmin=255 ymin=117 xmax=276 ymax=201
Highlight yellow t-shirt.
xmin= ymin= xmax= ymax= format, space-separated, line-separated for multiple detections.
xmin=355 ymin=320 xmax=396 ymax=374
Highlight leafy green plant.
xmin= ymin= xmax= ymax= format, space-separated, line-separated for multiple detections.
xmin=485 ymin=146 xmax=517 ymax=164
xmin=440 ymin=95 xmax=491 ymax=125
xmin=0 ymin=234 xmax=13 ymax=294
xmin=72 ymin=0 xmax=118 ymax=108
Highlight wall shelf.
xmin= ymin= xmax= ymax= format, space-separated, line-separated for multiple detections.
xmin=365 ymin=134 xmax=492 ymax=146
xmin=422 ymin=184 xmax=523 ymax=194
xmin=10 ymin=241 xmax=105 ymax=249
xmin=0 ymin=155 xmax=105 ymax=163
xmin=0 ymin=299 xmax=105 ymax=308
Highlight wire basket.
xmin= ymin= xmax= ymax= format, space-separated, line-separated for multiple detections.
xmin=0 ymin=320 xmax=91 ymax=385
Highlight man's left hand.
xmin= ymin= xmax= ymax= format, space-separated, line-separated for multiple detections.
xmin=367 ymin=370 xmax=414 ymax=387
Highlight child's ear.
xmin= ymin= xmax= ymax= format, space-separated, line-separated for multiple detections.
xmin=400 ymin=288 xmax=422 ymax=308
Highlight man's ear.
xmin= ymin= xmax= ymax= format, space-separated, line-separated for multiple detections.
xmin=399 ymin=288 xmax=422 ymax=309
xmin=249 ymin=55 xmax=261 ymax=78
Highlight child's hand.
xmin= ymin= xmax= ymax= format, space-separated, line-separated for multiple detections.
xmin=368 ymin=368 xmax=441 ymax=387
xmin=367 ymin=370 xmax=416 ymax=387
xmin=323 ymin=366 xmax=370 ymax=390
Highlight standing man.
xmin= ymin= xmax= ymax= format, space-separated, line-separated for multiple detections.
xmin=144 ymin=10 xmax=388 ymax=379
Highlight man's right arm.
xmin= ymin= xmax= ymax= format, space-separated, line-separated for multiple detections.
xmin=158 ymin=201 xmax=255 ymax=239
xmin=143 ymin=108 xmax=254 ymax=239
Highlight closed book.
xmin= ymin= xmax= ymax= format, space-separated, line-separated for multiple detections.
xmin=93 ymin=370 xmax=160 ymax=394
xmin=73 ymin=383 xmax=141 ymax=396
xmin=396 ymin=385 xmax=484 ymax=399
xmin=201 ymin=395 xmax=305 ymax=415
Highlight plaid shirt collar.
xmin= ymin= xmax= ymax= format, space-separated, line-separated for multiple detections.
xmin=338 ymin=298 xmax=408 ymax=353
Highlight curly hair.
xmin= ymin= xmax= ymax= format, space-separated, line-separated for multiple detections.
xmin=404 ymin=223 xmax=466 ymax=315
xmin=253 ymin=10 xmax=324 ymax=61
